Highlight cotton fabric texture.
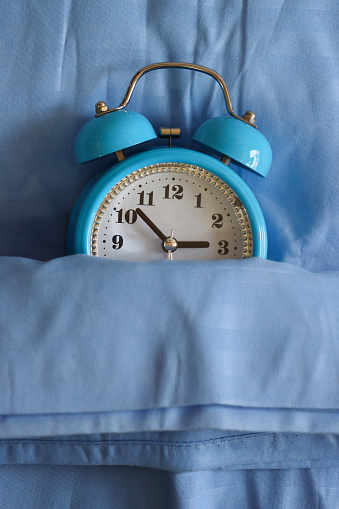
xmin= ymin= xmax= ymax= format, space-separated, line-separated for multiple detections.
xmin=0 ymin=0 xmax=338 ymax=507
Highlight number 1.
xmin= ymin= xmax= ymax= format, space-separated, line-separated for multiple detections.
xmin=194 ymin=193 xmax=202 ymax=208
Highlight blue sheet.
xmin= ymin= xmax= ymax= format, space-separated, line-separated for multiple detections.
xmin=1 ymin=256 xmax=339 ymax=437
xmin=0 ymin=0 xmax=338 ymax=507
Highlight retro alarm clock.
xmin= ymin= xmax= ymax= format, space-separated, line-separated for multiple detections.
xmin=67 ymin=62 xmax=272 ymax=261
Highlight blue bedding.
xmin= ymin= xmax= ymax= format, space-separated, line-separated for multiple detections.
xmin=0 ymin=0 xmax=338 ymax=507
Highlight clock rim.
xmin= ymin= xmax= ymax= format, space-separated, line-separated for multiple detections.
xmin=67 ymin=147 xmax=267 ymax=259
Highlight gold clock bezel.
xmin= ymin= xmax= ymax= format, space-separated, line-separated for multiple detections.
xmin=90 ymin=162 xmax=253 ymax=258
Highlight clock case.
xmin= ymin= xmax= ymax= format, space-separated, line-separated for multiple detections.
xmin=67 ymin=63 xmax=272 ymax=259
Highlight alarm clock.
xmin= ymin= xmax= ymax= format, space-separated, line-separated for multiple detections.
xmin=67 ymin=62 xmax=272 ymax=261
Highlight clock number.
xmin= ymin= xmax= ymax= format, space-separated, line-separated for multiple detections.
xmin=116 ymin=209 xmax=124 ymax=223
xmin=138 ymin=191 xmax=154 ymax=206
xmin=125 ymin=209 xmax=137 ymax=224
xmin=194 ymin=193 xmax=203 ymax=208
xmin=116 ymin=209 xmax=137 ymax=224
xmin=212 ymin=213 xmax=223 ymax=228
xmin=218 ymin=240 xmax=229 ymax=256
xmin=112 ymin=235 xmax=123 ymax=250
xmin=163 ymin=184 xmax=183 ymax=200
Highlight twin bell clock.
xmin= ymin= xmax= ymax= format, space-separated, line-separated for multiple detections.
xmin=67 ymin=62 xmax=272 ymax=261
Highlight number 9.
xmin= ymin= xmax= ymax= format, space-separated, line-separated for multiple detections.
xmin=112 ymin=235 xmax=123 ymax=250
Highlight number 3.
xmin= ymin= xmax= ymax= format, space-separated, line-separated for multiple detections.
xmin=218 ymin=240 xmax=229 ymax=255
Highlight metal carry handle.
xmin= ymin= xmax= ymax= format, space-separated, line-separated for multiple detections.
xmin=95 ymin=62 xmax=257 ymax=128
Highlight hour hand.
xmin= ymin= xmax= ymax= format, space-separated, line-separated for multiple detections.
xmin=135 ymin=208 xmax=166 ymax=241
xmin=176 ymin=240 xmax=210 ymax=248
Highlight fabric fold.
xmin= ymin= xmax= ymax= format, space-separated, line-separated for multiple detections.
xmin=0 ymin=255 xmax=338 ymax=437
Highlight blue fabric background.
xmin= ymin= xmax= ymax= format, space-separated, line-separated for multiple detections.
xmin=0 ymin=0 xmax=338 ymax=271
xmin=0 ymin=0 xmax=338 ymax=507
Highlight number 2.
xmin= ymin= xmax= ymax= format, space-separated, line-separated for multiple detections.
xmin=212 ymin=213 xmax=223 ymax=228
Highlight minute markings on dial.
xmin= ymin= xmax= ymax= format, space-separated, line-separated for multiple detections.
xmin=91 ymin=163 xmax=253 ymax=259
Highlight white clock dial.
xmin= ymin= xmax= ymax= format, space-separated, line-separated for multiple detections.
xmin=91 ymin=163 xmax=253 ymax=261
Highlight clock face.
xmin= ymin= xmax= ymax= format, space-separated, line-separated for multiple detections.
xmin=91 ymin=162 xmax=253 ymax=261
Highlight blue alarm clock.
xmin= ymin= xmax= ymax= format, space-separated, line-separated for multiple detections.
xmin=68 ymin=62 xmax=272 ymax=261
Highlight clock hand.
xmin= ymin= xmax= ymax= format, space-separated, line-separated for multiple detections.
xmin=135 ymin=208 xmax=166 ymax=241
xmin=176 ymin=240 xmax=210 ymax=248
xmin=135 ymin=208 xmax=209 ymax=251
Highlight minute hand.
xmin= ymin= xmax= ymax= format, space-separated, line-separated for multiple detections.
xmin=176 ymin=240 xmax=210 ymax=248
xmin=135 ymin=208 xmax=166 ymax=241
